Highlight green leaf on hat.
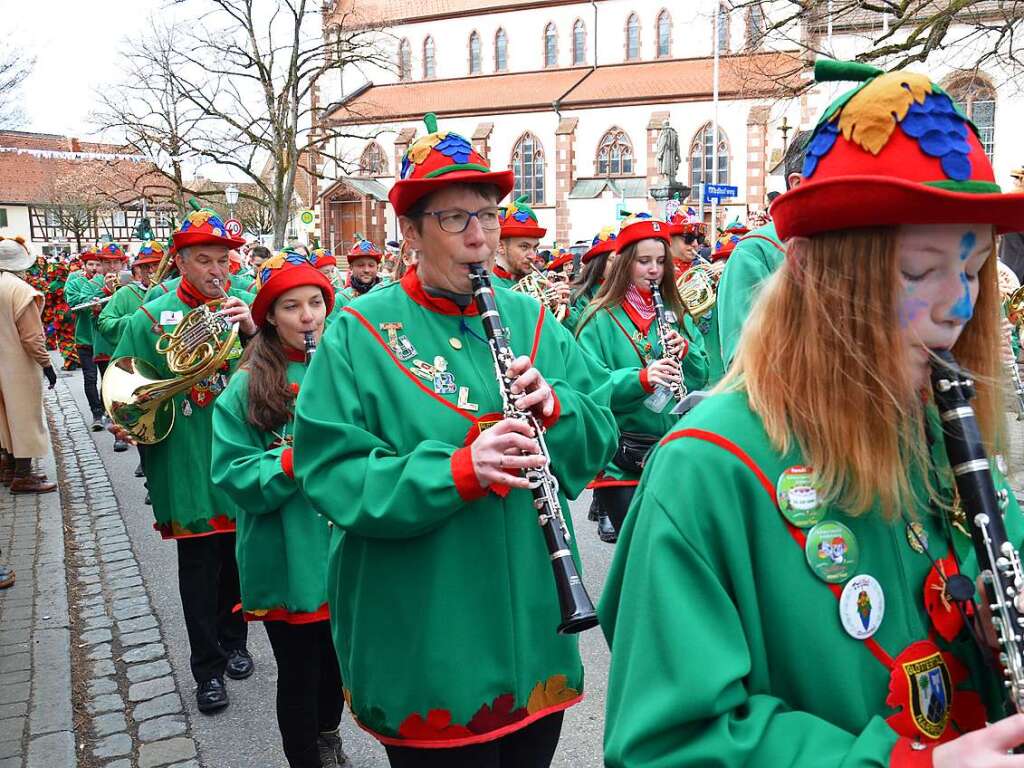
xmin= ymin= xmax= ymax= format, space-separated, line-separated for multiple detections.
xmin=424 ymin=112 xmax=439 ymax=134
xmin=814 ymin=58 xmax=884 ymax=84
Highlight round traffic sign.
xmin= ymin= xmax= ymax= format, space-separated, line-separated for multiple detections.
xmin=299 ymin=210 xmax=315 ymax=226
xmin=224 ymin=218 xmax=243 ymax=237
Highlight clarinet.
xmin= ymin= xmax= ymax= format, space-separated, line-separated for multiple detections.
xmin=649 ymin=280 xmax=687 ymax=403
xmin=303 ymin=331 xmax=317 ymax=364
xmin=467 ymin=263 xmax=599 ymax=635
xmin=931 ymin=349 xmax=1024 ymax=715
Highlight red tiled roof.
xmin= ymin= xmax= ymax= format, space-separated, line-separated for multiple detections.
xmin=0 ymin=131 xmax=174 ymax=206
xmin=327 ymin=52 xmax=801 ymax=125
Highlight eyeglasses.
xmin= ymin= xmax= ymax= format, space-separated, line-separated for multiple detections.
xmin=422 ymin=207 xmax=503 ymax=234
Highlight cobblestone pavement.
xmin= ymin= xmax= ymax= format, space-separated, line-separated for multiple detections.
xmin=48 ymin=376 xmax=200 ymax=768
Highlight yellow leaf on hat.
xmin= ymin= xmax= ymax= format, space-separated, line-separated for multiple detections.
xmin=526 ymin=674 xmax=578 ymax=714
xmin=837 ymin=71 xmax=933 ymax=155
xmin=407 ymin=133 xmax=444 ymax=165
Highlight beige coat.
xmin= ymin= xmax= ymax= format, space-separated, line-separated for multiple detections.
xmin=0 ymin=272 xmax=49 ymax=457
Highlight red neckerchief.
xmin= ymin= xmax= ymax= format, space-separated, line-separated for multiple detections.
xmin=283 ymin=345 xmax=306 ymax=362
xmin=401 ymin=265 xmax=480 ymax=317
xmin=176 ymin=278 xmax=231 ymax=309
xmin=621 ymin=287 xmax=655 ymax=336
xmin=492 ymin=264 xmax=515 ymax=281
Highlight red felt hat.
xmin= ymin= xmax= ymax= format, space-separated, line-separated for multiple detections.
xmin=172 ymin=207 xmax=246 ymax=251
xmin=500 ymin=195 xmax=546 ymax=239
xmin=390 ymin=113 xmax=514 ymax=217
xmin=133 ymin=240 xmax=165 ymax=267
xmin=347 ymin=238 xmax=383 ymax=264
xmin=711 ymin=221 xmax=751 ymax=262
xmin=251 ymin=251 xmax=336 ymax=328
xmin=547 ymin=252 xmax=573 ymax=272
xmin=616 ymin=213 xmax=671 ymax=253
xmin=772 ymin=59 xmax=1024 ymax=240
xmin=96 ymin=242 xmax=127 ymax=262
xmin=311 ymin=248 xmax=336 ymax=269
xmin=583 ymin=226 xmax=618 ymax=263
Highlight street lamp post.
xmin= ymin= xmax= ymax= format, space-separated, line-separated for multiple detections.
xmin=224 ymin=184 xmax=239 ymax=220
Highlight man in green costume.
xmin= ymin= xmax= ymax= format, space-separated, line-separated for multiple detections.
xmin=112 ymin=208 xmax=257 ymax=715
xmin=716 ymin=131 xmax=810 ymax=368
xmin=294 ymin=114 xmax=618 ymax=765
xmin=64 ymin=247 xmax=107 ymax=430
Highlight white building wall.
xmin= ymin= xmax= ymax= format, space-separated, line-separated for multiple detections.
xmin=0 ymin=206 xmax=32 ymax=243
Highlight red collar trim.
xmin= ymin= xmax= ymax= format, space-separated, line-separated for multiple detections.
xmin=621 ymin=300 xmax=655 ymax=336
xmin=492 ymin=264 xmax=515 ymax=280
xmin=400 ymin=266 xmax=479 ymax=316
xmin=283 ymin=345 xmax=306 ymax=362
xmin=176 ymin=278 xmax=230 ymax=309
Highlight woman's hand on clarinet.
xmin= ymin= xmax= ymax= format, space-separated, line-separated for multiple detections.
xmin=664 ymin=328 xmax=688 ymax=359
xmin=219 ymin=296 xmax=257 ymax=336
xmin=933 ymin=713 xmax=1024 ymax=766
xmin=647 ymin=358 xmax=681 ymax=388
xmin=508 ymin=355 xmax=556 ymax=419
xmin=470 ymin=419 xmax=545 ymax=490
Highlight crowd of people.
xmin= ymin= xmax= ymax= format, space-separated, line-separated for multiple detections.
xmin=3 ymin=58 xmax=1024 ymax=767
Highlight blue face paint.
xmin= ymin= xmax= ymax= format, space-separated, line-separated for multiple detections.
xmin=949 ymin=231 xmax=977 ymax=322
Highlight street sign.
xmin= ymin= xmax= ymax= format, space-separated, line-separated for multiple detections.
xmin=224 ymin=218 xmax=243 ymax=238
xmin=703 ymin=184 xmax=738 ymax=202
xmin=299 ymin=209 xmax=316 ymax=230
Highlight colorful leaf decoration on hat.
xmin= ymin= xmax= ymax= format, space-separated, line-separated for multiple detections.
xmin=836 ymin=71 xmax=934 ymax=155
xmin=434 ymin=133 xmax=473 ymax=164
xmin=502 ymin=194 xmax=539 ymax=225
xmin=593 ymin=225 xmax=617 ymax=245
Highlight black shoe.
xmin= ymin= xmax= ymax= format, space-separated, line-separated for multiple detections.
xmin=113 ymin=439 xmax=129 ymax=453
xmin=196 ymin=677 xmax=229 ymax=714
xmin=597 ymin=513 xmax=618 ymax=544
xmin=134 ymin=463 xmax=144 ymax=478
xmin=318 ymin=730 xmax=351 ymax=768
xmin=587 ymin=495 xmax=600 ymax=521
xmin=90 ymin=416 xmax=104 ymax=432
xmin=224 ymin=648 xmax=254 ymax=680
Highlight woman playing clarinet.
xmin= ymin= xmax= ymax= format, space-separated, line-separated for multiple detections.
xmin=601 ymin=60 xmax=1024 ymax=767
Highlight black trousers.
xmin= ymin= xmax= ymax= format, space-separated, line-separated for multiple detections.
xmin=77 ymin=345 xmax=103 ymax=418
xmin=384 ymin=712 xmax=564 ymax=768
xmin=595 ymin=486 xmax=637 ymax=532
xmin=264 ymin=620 xmax=344 ymax=768
xmin=176 ymin=533 xmax=247 ymax=683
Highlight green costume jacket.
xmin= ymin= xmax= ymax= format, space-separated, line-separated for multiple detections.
xmin=565 ymin=284 xmax=600 ymax=334
xmin=112 ymin=280 xmax=251 ymax=538
xmin=143 ymin=276 xmax=182 ymax=304
xmin=64 ymin=271 xmax=104 ymax=347
xmin=576 ymin=301 xmax=710 ymax=484
xmin=490 ymin=264 xmax=518 ymax=290
xmin=231 ymin=269 xmax=256 ymax=293
xmin=293 ymin=268 xmax=619 ymax=748
xmin=97 ymin=283 xmax=150 ymax=351
xmin=211 ymin=355 xmax=331 ymax=622
xmin=716 ymin=222 xmax=786 ymax=369
xmin=600 ymin=389 xmax=1016 ymax=767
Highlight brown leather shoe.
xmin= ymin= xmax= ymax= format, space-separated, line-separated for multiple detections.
xmin=0 ymin=565 xmax=14 ymax=589
xmin=9 ymin=475 xmax=57 ymax=494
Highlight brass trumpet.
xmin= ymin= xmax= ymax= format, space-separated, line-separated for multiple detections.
xmin=512 ymin=266 xmax=568 ymax=322
xmin=102 ymin=300 xmax=238 ymax=444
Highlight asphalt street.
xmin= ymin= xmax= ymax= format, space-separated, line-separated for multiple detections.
xmin=59 ymin=363 xmax=615 ymax=768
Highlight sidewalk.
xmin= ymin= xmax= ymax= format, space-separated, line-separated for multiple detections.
xmin=0 ymin=386 xmax=74 ymax=768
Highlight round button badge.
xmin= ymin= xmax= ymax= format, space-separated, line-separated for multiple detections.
xmin=839 ymin=574 xmax=885 ymax=640
xmin=805 ymin=520 xmax=859 ymax=583
xmin=777 ymin=465 xmax=825 ymax=528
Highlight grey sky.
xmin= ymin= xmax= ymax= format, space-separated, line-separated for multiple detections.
xmin=11 ymin=0 xmax=163 ymax=137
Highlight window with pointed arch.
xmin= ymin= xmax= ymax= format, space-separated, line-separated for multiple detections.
xmin=572 ymin=20 xmax=586 ymax=65
xmin=398 ymin=39 xmax=412 ymax=81
xmin=512 ymin=133 xmax=545 ymax=205
xmin=469 ymin=31 xmax=482 ymax=75
xmin=597 ymin=128 xmax=634 ymax=176
xmin=544 ymin=23 xmax=558 ymax=68
xmin=656 ymin=10 xmax=671 ymax=58
xmin=626 ymin=13 xmax=640 ymax=60
xmin=359 ymin=142 xmax=387 ymax=177
xmin=423 ymin=36 xmax=436 ymax=79
xmin=945 ymin=72 xmax=997 ymax=160
xmin=689 ymin=123 xmax=730 ymax=191
xmin=495 ymin=28 xmax=508 ymax=71
xmin=716 ymin=3 xmax=730 ymax=53
xmin=745 ymin=3 xmax=766 ymax=48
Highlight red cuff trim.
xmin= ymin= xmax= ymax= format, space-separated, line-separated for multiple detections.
xmin=639 ymin=367 xmax=656 ymax=393
xmin=679 ymin=337 xmax=689 ymax=359
xmin=281 ymin=447 xmax=294 ymax=479
xmin=451 ymin=446 xmax=488 ymax=502
xmin=889 ymin=737 xmax=935 ymax=767
xmin=541 ymin=389 xmax=561 ymax=430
